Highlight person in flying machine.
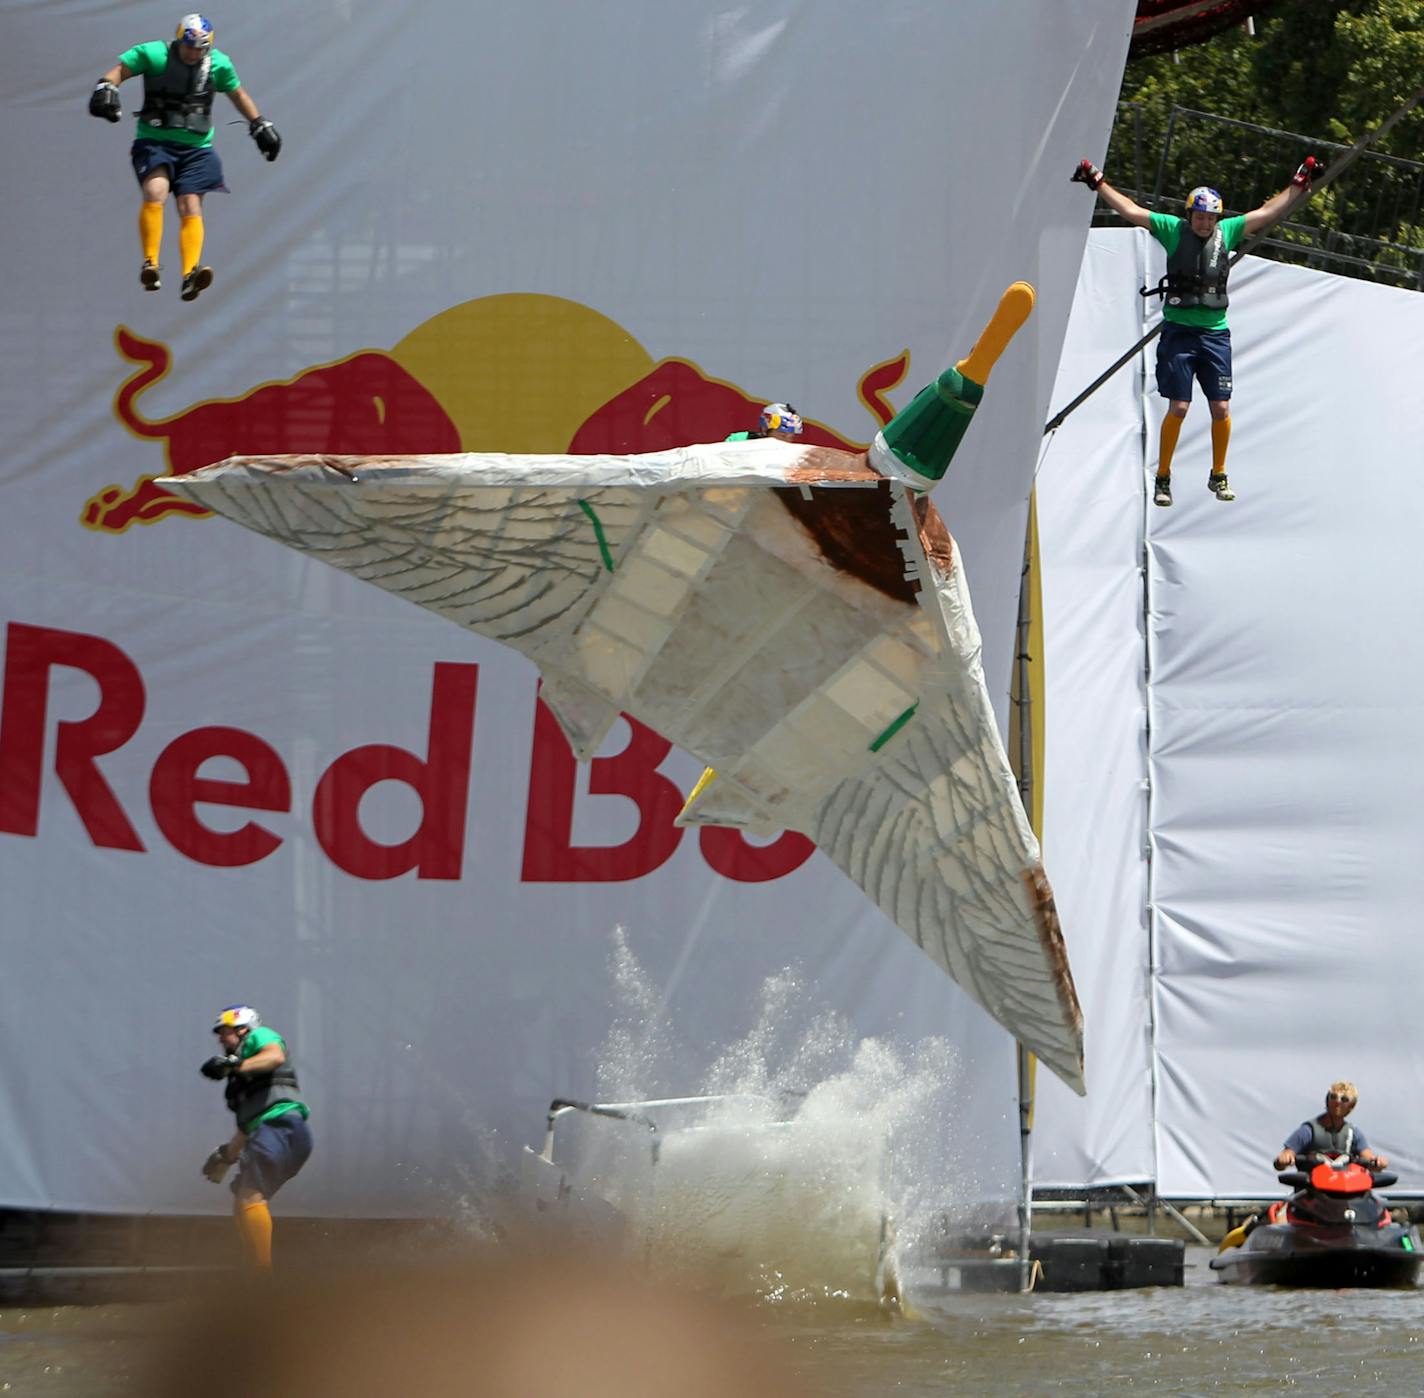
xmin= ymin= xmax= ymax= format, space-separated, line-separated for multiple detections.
xmin=89 ymin=13 xmax=281 ymax=301
xmin=1273 ymin=1080 xmax=1389 ymax=1172
xmin=200 ymin=1005 xmax=312 ymax=1270
xmin=726 ymin=402 xmax=805 ymax=442
xmin=1071 ymin=155 xmax=1319 ymax=506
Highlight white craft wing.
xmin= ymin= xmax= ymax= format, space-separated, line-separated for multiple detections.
xmin=803 ymin=519 xmax=1083 ymax=1094
xmin=166 ymin=441 xmax=1084 ymax=1092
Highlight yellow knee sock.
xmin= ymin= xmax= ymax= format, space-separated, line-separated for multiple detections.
xmin=139 ymin=203 xmax=164 ymax=264
xmin=1157 ymin=413 xmax=1184 ymax=477
xmin=1211 ymin=415 xmax=1232 ymax=475
xmin=236 ymin=1199 xmax=274 ymax=1270
xmin=179 ymin=214 xmax=205 ymax=277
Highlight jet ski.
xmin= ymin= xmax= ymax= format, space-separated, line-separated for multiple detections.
xmin=1211 ymin=1156 xmax=1422 ymax=1287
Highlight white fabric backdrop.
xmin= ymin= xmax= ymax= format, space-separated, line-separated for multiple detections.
xmin=1032 ymin=231 xmax=1156 ymax=1188
xmin=0 ymin=2 xmax=1131 ymax=1216
xmin=1035 ymin=229 xmax=1424 ymax=1197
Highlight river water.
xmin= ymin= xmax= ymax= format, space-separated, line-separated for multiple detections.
xmin=783 ymin=1259 xmax=1424 ymax=1393
xmin=3 ymin=1250 xmax=1421 ymax=1395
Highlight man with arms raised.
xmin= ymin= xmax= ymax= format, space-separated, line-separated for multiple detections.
xmin=1071 ymin=155 xmax=1318 ymax=506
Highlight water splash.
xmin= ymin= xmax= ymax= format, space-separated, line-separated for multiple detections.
xmin=551 ymin=928 xmax=976 ymax=1305
xmin=595 ymin=926 xmax=682 ymax=1104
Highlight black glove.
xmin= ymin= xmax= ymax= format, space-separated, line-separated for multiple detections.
xmin=89 ymin=81 xmax=121 ymax=123
xmin=200 ymin=1054 xmax=238 ymax=1080
xmin=1291 ymin=155 xmax=1321 ymax=189
xmin=202 ymin=1145 xmax=234 ymax=1182
xmin=249 ymin=118 xmax=281 ymax=162
xmin=1071 ymin=158 xmax=1104 ymax=191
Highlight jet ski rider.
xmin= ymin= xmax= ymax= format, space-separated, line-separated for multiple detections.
xmin=1274 ymin=1080 xmax=1389 ymax=1172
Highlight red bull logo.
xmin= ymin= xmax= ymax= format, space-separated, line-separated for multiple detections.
xmin=83 ymin=293 xmax=910 ymax=532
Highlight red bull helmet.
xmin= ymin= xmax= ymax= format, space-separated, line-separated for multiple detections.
xmin=176 ymin=13 xmax=214 ymax=48
xmin=1185 ymin=186 xmax=1223 ymax=217
xmin=759 ymin=402 xmax=803 ymax=437
xmin=212 ymin=1005 xmax=260 ymax=1035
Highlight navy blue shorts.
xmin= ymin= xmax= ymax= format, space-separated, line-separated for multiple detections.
xmin=130 ymin=138 xmax=227 ymax=195
xmin=232 ymin=1112 xmax=312 ymax=1200
xmin=1155 ymin=322 xmax=1233 ymax=402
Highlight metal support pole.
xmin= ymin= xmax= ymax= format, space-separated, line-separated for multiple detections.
xmin=1010 ymin=505 xmax=1041 ymax=1293
xmin=1134 ymin=103 xmax=1145 ymax=205
xmin=1149 ymin=105 xmax=1179 ymax=211
xmin=1017 ymin=1044 xmax=1034 ymax=1292
xmin=1120 ymin=1184 xmax=1211 ymax=1245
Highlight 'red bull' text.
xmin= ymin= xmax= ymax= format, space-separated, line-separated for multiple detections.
xmin=0 ymin=622 xmax=813 ymax=884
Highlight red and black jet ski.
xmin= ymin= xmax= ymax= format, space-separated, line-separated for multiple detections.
xmin=1212 ymin=1156 xmax=1422 ymax=1287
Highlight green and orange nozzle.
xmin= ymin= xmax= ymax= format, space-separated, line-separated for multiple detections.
xmin=870 ymin=281 xmax=1036 ymax=491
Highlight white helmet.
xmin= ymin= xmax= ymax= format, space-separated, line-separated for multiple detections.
xmin=759 ymin=402 xmax=803 ymax=437
xmin=1185 ymin=186 xmax=1224 ymax=216
xmin=212 ymin=1005 xmax=261 ymax=1034
xmin=176 ymin=14 xmax=214 ymax=49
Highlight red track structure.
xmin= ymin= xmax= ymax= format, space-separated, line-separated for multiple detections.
xmin=1130 ymin=0 xmax=1279 ymax=58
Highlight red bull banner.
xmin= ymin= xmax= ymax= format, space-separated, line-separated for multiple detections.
xmin=0 ymin=1 xmax=1132 ymax=1215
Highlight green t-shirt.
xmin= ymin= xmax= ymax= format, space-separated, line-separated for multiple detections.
xmin=238 ymin=1024 xmax=309 ymax=1127
xmin=1148 ymin=212 xmax=1246 ymax=330
xmin=119 ymin=41 xmax=241 ymax=147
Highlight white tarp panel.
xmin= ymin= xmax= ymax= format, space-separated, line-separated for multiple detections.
xmin=0 ymin=1 xmax=1131 ymax=1216
xmin=1032 ymin=232 xmax=1156 ymax=1187
xmin=1035 ymin=229 xmax=1424 ymax=1197
xmin=1151 ymin=250 xmax=1424 ymax=1198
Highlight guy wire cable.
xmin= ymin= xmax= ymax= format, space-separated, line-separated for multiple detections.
xmin=1042 ymin=81 xmax=1424 ymax=437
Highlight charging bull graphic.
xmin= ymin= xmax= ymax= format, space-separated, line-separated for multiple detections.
xmin=85 ymin=332 xmax=461 ymax=532
xmin=84 ymin=293 xmax=910 ymax=534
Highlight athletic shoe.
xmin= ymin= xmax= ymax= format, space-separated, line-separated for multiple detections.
xmin=180 ymin=266 xmax=214 ymax=302
xmin=1153 ymin=475 xmax=1172 ymax=507
xmin=1208 ymin=472 xmax=1235 ymax=501
xmin=140 ymin=261 xmax=161 ymax=291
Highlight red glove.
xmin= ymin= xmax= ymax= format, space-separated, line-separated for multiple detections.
xmin=1071 ymin=159 xmax=1104 ymax=191
xmin=1291 ymin=156 xmax=1321 ymax=189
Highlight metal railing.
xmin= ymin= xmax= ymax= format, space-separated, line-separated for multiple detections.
xmin=1102 ymin=102 xmax=1424 ymax=289
xmin=537 ymin=1093 xmax=787 ymax=1168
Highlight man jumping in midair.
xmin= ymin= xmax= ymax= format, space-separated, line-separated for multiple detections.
xmin=89 ymin=13 xmax=281 ymax=301
xmin=1072 ymin=156 xmax=1318 ymax=506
